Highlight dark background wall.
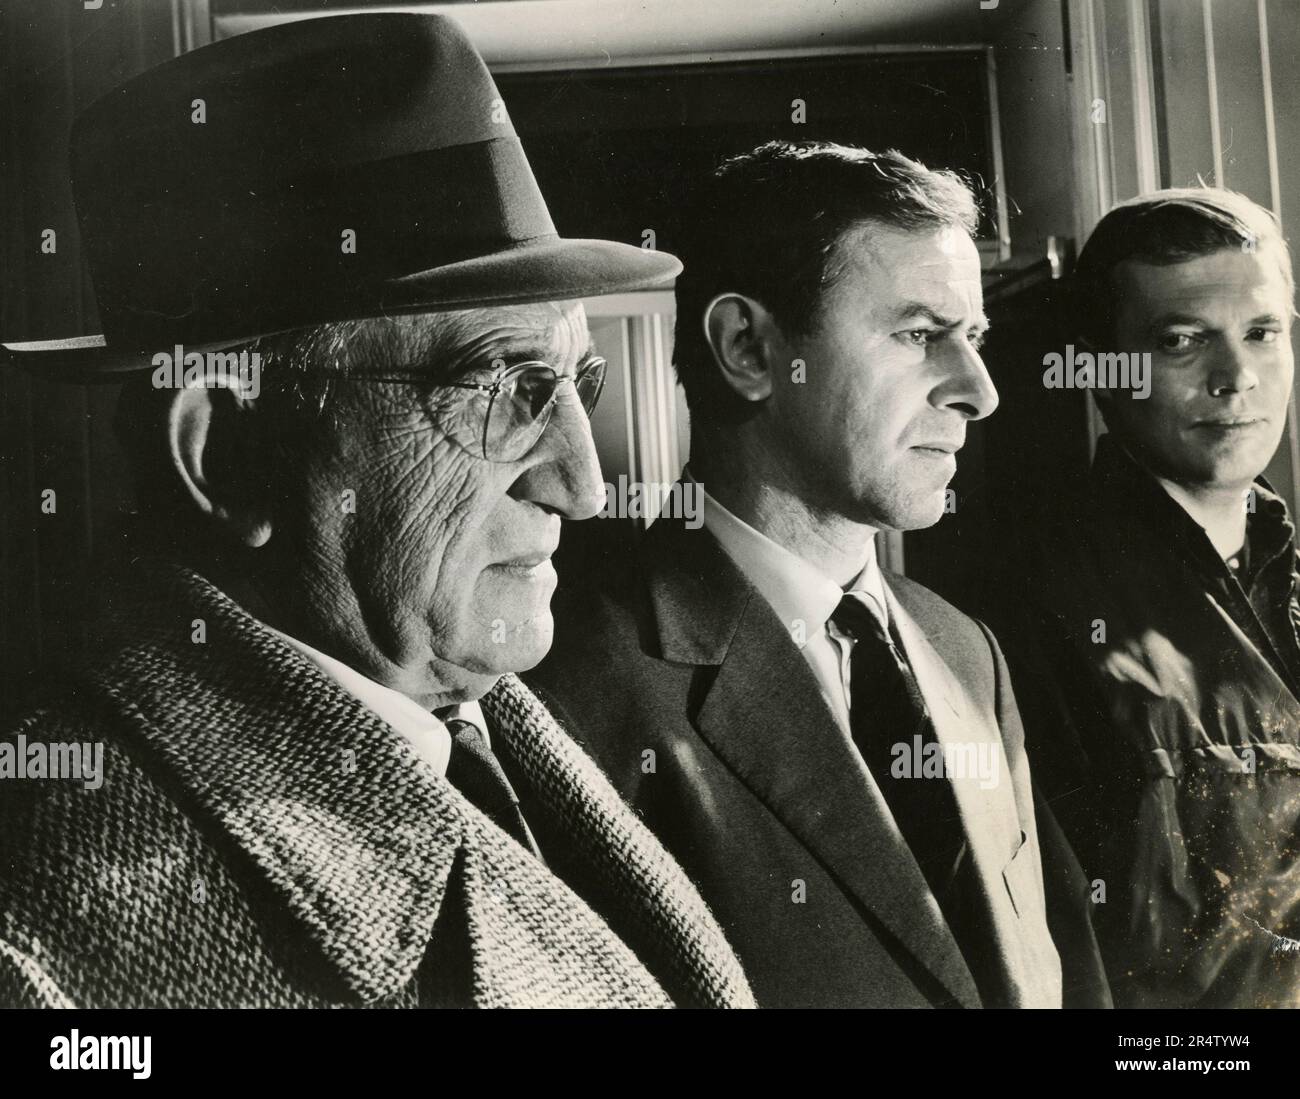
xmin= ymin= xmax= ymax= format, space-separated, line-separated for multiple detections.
xmin=1 ymin=0 xmax=176 ymax=723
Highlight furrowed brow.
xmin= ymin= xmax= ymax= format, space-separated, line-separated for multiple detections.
xmin=893 ymin=302 xmax=989 ymax=331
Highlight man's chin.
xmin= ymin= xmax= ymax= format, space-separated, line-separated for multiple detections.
xmin=1161 ymin=453 xmax=1273 ymax=495
xmin=478 ymin=613 xmax=554 ymax=676
xmin=868 ymin=492 xmax=949 ymax=532
xmin=502 ymin=635 xmax=553 ymax=675
xmin=440 ymin=624 xmax=553 ymax=702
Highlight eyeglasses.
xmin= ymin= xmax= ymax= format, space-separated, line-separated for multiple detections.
xmin=364 ymin=356 xmax=607 ymax=463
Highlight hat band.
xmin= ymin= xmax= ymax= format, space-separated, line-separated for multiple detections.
xmin=80 ymin=137 xmax=559 ymax=349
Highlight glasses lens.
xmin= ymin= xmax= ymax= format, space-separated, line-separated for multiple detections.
xmin=575 ymin=357 xmax=607 ymax=417
xmin=481 ymin=358 xmax=608 ymax=462
xmin=484 ymin=365 xmax=559 ymax=462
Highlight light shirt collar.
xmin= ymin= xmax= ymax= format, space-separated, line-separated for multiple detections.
xmin=265 ymin=627 xmax=482 ymax=778
xmin=690 ymin=468 xmax=889 ymax=644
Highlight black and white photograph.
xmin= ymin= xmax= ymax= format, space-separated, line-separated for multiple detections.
xmin=0 ymin=0 xmax=1296 ymax=1080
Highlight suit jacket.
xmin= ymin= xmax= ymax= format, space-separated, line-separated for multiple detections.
xmin=0 ymin=562 xmax=754 ymax=1009
xmin=528 ymin=515 xmax=1072 ymax=1008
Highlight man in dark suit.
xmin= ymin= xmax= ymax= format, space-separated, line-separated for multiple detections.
xmin=0 ymin=14 xmax=751 ymax=1009
xmin=530 ymin=141 xmax=1099 ymax=1007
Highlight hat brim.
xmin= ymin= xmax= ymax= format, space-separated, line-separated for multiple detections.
xmin=2 ymin=237 xmax=681 ymax=381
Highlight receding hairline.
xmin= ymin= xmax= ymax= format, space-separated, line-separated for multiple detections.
xmin=817 ymin=217 xmax=983 ymax=315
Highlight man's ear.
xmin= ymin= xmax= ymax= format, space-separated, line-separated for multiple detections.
xmin=166 ymin=383 xmax=273 ymax=548
xmin=701 ymin=292 xmax=782 ymax=403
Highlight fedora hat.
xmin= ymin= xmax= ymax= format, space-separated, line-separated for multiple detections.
xmin=2 ymin=13 xmax=681 ymax=380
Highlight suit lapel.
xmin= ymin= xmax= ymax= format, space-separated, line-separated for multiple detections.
xmin=647 ymin=516 xmax=980 ymax=1007
xmin=884 ymin=581 xmax=1025 ymax=976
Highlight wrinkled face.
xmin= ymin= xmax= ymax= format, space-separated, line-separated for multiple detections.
xmin=766 ymin=222 xmax=998 ymax=530
xmin=1104 ymin=246 xmax=1295 ymax=492
xmin=280 ymin=303 xmax=605 ymax=705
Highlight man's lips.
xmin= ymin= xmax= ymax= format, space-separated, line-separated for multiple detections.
xmin=496 ymin=554 xmax=552 ymax=568
xmin=1193 ymin=416 xmax=1265 ymax=429
xmin=491 ymin=545 xmax=558 ymax=574
xmin=909 ymin=440 xmax=964 ymax=454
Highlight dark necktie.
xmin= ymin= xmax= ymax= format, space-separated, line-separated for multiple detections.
xmin=831 ymin=596 xmax=972 ymax=925
xmin=443 ymin=717 xmax=542 ymax=860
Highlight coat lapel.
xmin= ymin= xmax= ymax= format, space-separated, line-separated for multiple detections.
xmin=483 ymin=673 xmax=755 ymax=1008
xmin=88 ymin=564 xmax=469 ymax=1004
xmin=88 ymin=561 xmax=737 ymax=1008
xmin=646 ymin=517 xmax=980 ymax=1007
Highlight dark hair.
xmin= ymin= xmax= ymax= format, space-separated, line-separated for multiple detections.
xmin=671 ymin=140 xmax=979 ymax=429
xmin=1073 ymin=186 xmax=1294 ymax=348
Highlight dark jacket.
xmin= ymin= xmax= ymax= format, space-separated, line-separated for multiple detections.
xmin=1003 ymin=435 xmax=1300 ymax=1008
xmin=527 ymin=514 xmax=1097 ymax=1008
xmin=0 ymin=562 xmax=754 ymax=1008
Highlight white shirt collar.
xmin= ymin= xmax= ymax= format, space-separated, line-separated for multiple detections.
xmin=265 ymin=627 xmax=479 ymax=778
xmin=692 ymin=471 xmax=889 ymax=645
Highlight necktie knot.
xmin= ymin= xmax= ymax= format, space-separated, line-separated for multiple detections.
xmin=831 ymin=592 xmax=890 ymax=648
xmin=446 ymin=718 xmax=500 ymax=775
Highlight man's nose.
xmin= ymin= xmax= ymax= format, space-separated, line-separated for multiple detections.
xmin=936 ymin=337 xmax=1000 ymax=421
xmin=510 ymin=386 xmax=607 ymax=519
xmin=1207 ymin=340 xmax=1261 ymax=396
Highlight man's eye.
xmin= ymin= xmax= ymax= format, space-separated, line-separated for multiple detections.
xmin=1246 ymin=328 xmax=1281 ymax=343
xmin=902 ymin=329 xmax=936 ymax=347
xmin=510 ymin=372 xmax=551 ymax=400
xmin=968 ymin=330 xmax=987 ymax=351
xmin=1158 ymin=332 xmax=1199 ymax=352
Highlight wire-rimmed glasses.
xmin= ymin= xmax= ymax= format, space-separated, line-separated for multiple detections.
xmin=365 ymin=356 xmax=607 ymax=462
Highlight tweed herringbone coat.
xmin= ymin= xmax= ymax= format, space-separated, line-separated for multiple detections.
xmin=0 ymin=564 xmax=753 ymax=1008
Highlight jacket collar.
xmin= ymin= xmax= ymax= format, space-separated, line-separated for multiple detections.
xmin=86 ymin=562 xmax=468 ymax=1004
xmin=690 ymin=476 xmax=888 ymax=637
xmin=1092 ymin=432 xmax=1296 ymax=580
xmin=645 ymin=513 xmax=752 ymax=665
xmin=644 ymin=515 xmax=982 ymax=1006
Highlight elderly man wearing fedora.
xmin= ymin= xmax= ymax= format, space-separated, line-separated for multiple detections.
xmin=0 ymin=14 xmax=752 ymax=1009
